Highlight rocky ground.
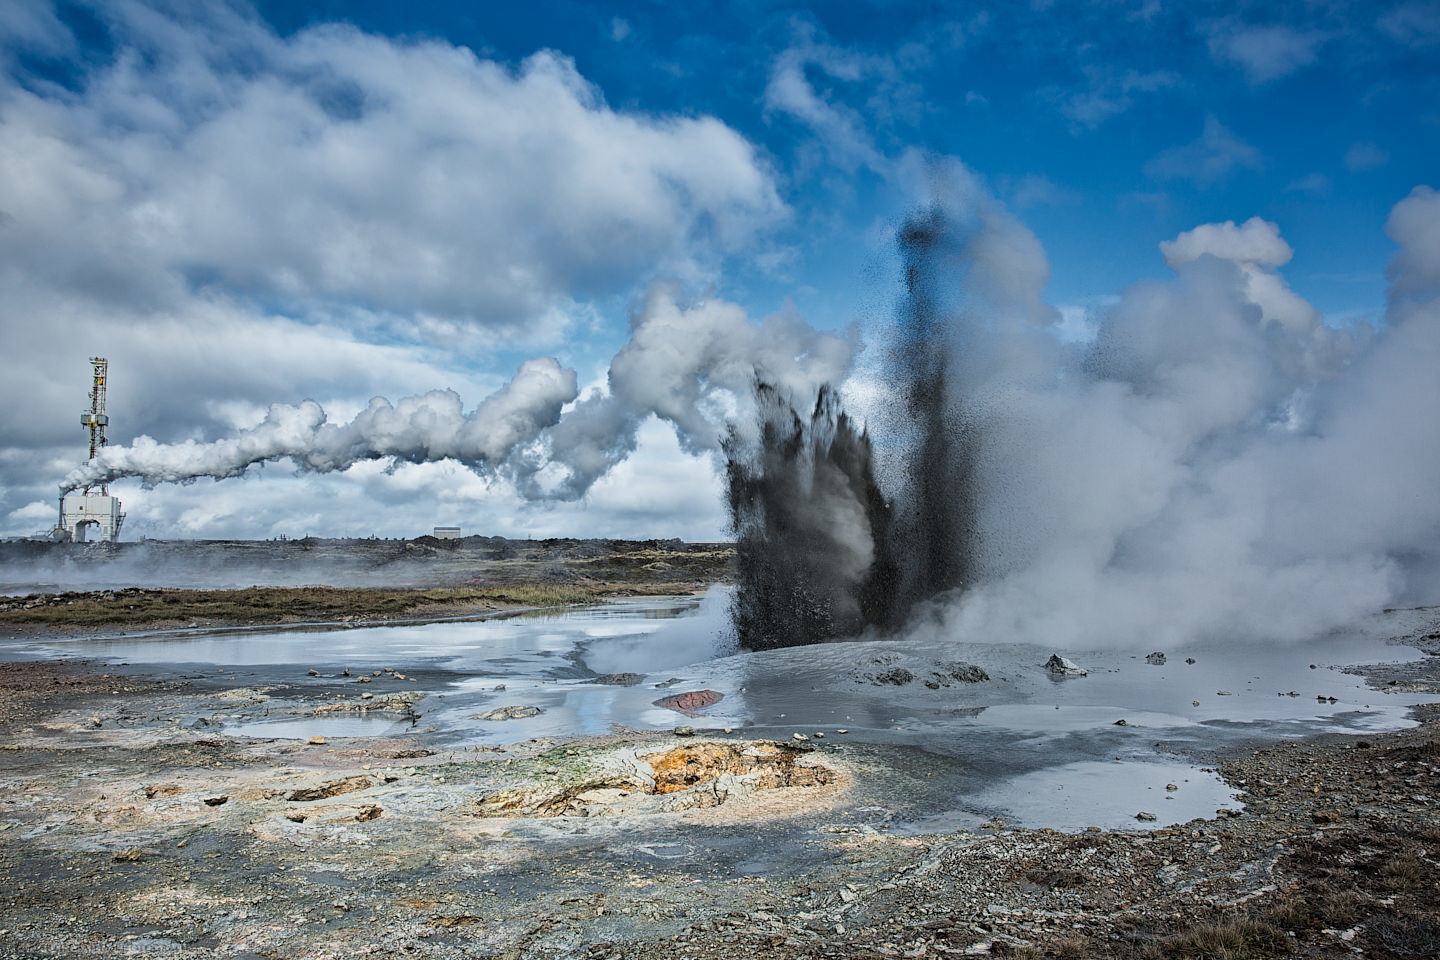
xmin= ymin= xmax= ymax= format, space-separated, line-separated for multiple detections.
xmin=0 ymin=626 xmax=1436 ymax=960
xmin=0 ymin=537 xmax=735 ymax=594
xmin=0 ymin=581 xmax=715 ymax=637
xmin=0 ymin=537 xmax=732 ymax=637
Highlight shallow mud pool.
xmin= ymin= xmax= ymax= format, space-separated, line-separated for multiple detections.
xmin=3 ymin=589 xmax=1435 ymax=833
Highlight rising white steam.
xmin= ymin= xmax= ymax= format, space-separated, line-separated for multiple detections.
xmin=63 ymin=359 xmax=578 ymax=492
xmin=899 ymin=175 xmax=1440 ymax=649
xmin=62 ymin=289 xmax=854 ymax=500
xmin=523 ymin=285 xmax=856 ymax=499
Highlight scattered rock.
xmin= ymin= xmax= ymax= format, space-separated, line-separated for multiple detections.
xmin=429 ymin=915 xmax=483 ymax=928
xmin=1185 ymin=657 xmax=1196 ymax=665
xmin=308 ymin=735 xmax=325 ymax=745
xmin=112 ymin=847 xmax=144 ymax=862
xmin=1216 ymin=691 xmax=1233 ymax=696
xmin=354 ymin=804 xmax=383 ymax=822
xmin=1146 ymin=652 xmax=1167 ymax=665
xmin=673 ymin=726 xmax=696 ymax=737
xmin=1045 ymin=655 xmax=1087 ymax=677
xmin=930 ymin=662 xmax=990 ymax=686
xmin=203 ymin=796 xmax=228 ymax=807
xmin=307 ymin=669 xmax=319 ymax=677
xmin=653 ymin=690 xmax=724 ymax=715
xmin=1135 ymin=811 xmax=1157 ymax=821
xmin=1114 ymin=719 xmax=1129 ymax=726
xmin=592 ymin=673 xmax=645 ymax=686
xmin=471 ymin=705 xmax=543 ymax=721
xmin=286 ymin=776 xmax=373 ymax=803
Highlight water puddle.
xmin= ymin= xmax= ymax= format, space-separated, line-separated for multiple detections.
xmin=227 ymin=716 xmax=414 ymax=739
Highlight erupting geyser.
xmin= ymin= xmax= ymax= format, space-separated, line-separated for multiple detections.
xmin=728 ymin=174 xmax=1440 ymax=653
xmin=726 ymin=204 xmax=984 ymax=650
xmin=724 ymin=383 xmax=896 ymax=650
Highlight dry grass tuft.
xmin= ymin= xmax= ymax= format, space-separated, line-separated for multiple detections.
xmin=1051 ymin=934 xmax=1092 ymax=959
xmin=1380 ymin=854 xmax=1429 ymax=891
xmin=1163 ymin=918 xmax=1293 ymax=959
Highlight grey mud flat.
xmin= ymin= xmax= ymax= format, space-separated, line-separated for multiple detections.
xmin=1 ymin=628 xmax=1439 ymax=960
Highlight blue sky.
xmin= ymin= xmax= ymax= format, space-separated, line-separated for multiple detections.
xmin=238 ymin=0 xmax=1440 ymax=322
xmin=0 ymin=0 xmax=1436 ymax=541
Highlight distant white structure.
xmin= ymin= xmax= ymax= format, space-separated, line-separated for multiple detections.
xmin=55 ymin=357 xmax=125 ymax=543
xmin=59 ymin=493 xmax=125 ymax=542
xmin=433 ymin=526 xmax=462 ymax=539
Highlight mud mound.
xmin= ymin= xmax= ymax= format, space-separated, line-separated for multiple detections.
xmin=472 ymin=740 xmax=835 ymax=819
xmin=642 ymin=741 xmax=830 ymax=794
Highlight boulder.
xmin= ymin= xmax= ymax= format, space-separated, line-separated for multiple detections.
xmin=1045 ymin=655 xmax=1087 ymax=677
xmin=653 ymin=690 xmax=724 ymax=715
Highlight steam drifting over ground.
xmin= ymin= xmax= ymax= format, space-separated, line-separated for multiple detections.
xmin=885 ymin=173 xmax=1440 ymax=650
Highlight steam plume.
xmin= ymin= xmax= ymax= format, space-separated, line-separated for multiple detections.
xmin=520 ymin=286 xmax=855 ymax=499
xmin=727 ymin=173 xmax=1440 ymax=652
xmin=909 ymin=177 xmax=1440 ymax=648
xmin=62 ymin=358 xmax=578 ymax=493
xmin=61 ymin=288 xmax=854 ymax=500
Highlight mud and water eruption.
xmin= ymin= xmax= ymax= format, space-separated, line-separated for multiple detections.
xmin=724 ymin=383 xmax=896 ymax=650
xmin=725 ymin=205 xmax=980 ymax=650
xmin=728 ymin=176 xmax=1440 ymax=652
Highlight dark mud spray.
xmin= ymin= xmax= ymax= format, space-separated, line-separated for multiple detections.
xmin=724 ymin=384 xmax=896 ymax=650
xmin=727 ymin=205 xmax=976 ymax=650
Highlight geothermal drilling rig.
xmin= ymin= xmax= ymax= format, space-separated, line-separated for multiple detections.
xmin=54 ymin=357 xmax=124 ymax=542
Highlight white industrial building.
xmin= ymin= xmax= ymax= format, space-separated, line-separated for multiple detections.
xmin=55 ymin=357 xmax=125 ymax=543
xmin=58 ymin=492 xmax=124 ymax=542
